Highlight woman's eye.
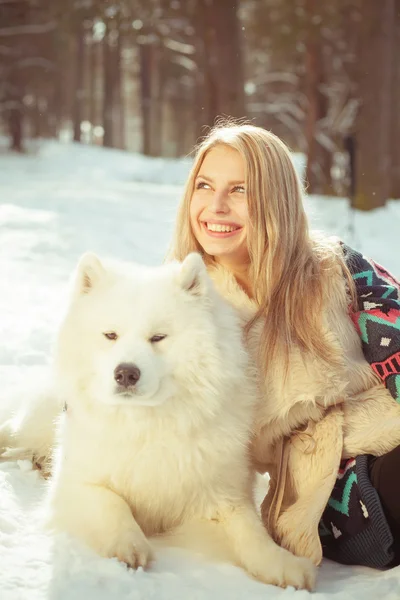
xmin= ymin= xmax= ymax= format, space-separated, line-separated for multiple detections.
xmin=232 ymin=185 xmax=245 ymax=194
xmin=196 ymin=181 xmax=210 ymax=190
xmin=150 ymin=334 xmax=167 ymax=343
xmin=103 ymin=332 xmax=118 ymax=341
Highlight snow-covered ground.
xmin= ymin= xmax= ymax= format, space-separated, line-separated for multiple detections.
xmin=0 ymin=140 xmax=399 ymax=600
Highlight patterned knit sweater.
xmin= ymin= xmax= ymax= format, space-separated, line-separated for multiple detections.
xmin=319 ymin=244 xmax=400 ymax=568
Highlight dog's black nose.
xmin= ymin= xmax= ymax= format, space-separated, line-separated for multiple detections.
xmin=114 ymin=363 xmax=141 ymax=387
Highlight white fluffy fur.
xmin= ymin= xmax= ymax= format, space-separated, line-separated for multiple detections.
xmin=0 ymin=385 xmax=62 ymax=475
xmin=4 ymin=252 xmax=315 ymax=589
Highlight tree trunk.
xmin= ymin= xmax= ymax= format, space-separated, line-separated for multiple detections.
xmin=5 ymin=0 xmax=27 ymax=151
xmin=88 ymin=36 xmax=97 ymax=143
xmin=193 ymin=0 xmax=218 ymax=132
xmin=354 ymin=0 xmax=396 ymax=210
xmin=114 ymin=28 xmax=125 ymax=150
xmin=32 ymin=95 xmax=42 ymax=138
xmin=139 ymin=42 xmax=153 ymax=156
xmin=102 ymin=23 xmax=114 ymax=148
xmin=304 ymin=0 xmax=332 ymax=195
xmin=73 ymin=21 xmax=85 ymax=143
xmin=8 ymin=104 xmax=23 ymax=152
xmin=194 ymin=0 xmax=245 ymax=130
xmin=53 ymin=32 xmax=67 ymax=139
xmin=212 ymin=0 xmax=245 ymax=119
xmin=138 ymin=39 xmax=166 ymax=156
xmin=149 ymin=40 xmax=165 ymax=157
xmin=391 ymin=0 xmax=400 ymax=199
xmin=304 ymin=36 xmax=320 ymax=193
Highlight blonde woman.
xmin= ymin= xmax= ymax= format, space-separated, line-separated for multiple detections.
xmin=168 ymin=121 xmax=400 ymax=569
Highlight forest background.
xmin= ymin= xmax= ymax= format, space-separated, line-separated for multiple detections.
xmin=1 ymin=0 xmax=399 ymax=210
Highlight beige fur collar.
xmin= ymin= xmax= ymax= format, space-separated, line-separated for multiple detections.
xmin=206 ymin=256 xmax=400 ymax=566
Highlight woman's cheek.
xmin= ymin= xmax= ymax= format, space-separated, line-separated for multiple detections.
xmin=189 ymin=196 xmax=201 ymax=227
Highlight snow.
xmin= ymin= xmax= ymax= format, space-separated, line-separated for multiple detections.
xmin=0 ymin=140 xmax=399 ymax=599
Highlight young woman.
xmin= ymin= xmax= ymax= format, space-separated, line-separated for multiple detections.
xmin=167 ymin=122 xmax=400 ymax=569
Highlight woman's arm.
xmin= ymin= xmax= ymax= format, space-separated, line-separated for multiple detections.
xmin=319 ymin=244 xmax=399 ymax=569
xmin=342 ymin=243 xmax=400 ymax=402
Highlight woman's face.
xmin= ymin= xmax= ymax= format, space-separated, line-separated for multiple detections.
xmin=189 ymin=145 xmax=249 ymax=268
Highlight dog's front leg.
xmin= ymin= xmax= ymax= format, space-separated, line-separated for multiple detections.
xmin=49 ymin=482 xmax=153 ymax=568
xmin=343 ymin=385 xmax=400 ymax=457
xmin=272 ymin=406 xmax=343 ymax=566
xmin=215 ymin=502 xmax=316 ymax=590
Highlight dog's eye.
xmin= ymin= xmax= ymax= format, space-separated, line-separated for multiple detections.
xmin=150 ymin=334 xmax=167 ymax=343
xmin=103 ymin=332 xmax=118 ymax=341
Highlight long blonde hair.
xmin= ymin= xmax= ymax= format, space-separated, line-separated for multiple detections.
xmin=168 ymin=121 xmax=355 ymax=370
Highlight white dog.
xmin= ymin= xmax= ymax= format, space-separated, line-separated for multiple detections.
xmin=3 ymin=252 xmax=315 ymax=589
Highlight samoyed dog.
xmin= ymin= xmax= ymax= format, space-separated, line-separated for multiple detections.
xmin=1 ymin=252 xmax=315 ymax=589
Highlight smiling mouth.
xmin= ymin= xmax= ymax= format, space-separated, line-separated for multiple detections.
xmin=202 ymin=222 xmax=242 ymax=237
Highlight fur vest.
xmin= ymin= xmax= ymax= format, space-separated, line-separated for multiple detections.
xmin=207 ymin=241 xmax=400 ymax=567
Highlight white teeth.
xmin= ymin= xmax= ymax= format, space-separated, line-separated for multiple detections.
xmin=206 ymin=223 xmax=238 ymax=233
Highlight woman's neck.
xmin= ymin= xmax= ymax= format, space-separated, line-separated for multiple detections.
xmin=214 ymin=258 xmax=253 ymax=298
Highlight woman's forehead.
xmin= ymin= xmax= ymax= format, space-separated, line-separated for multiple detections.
xmin=198 ymin=145 xmax=245 ymax=178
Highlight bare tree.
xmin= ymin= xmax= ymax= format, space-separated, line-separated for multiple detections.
xmin=72 ymin=19 xmax=85 ymax=142
xmin=391 ymin=0 xmax=400 ymax=199
xmin=354 ymin=0 xmax=396 ymax=209
xmin=0 ymin=0 xmax=58 ymax=150
xmin=194 ymin=0 xmax=245 ymax=129
xmin=303 ymin=1 xmax=332 ymax=195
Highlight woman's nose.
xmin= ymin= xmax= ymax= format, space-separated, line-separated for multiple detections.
xmin=210 ymin=190 xmax=229 ymax=213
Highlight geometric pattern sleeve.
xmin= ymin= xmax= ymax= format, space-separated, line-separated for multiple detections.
xmin=319 ymin=245 xmax=398 ymax=568
xmin=342 ymin=243 xmax=400 ymax=402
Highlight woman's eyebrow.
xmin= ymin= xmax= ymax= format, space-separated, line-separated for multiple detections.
xmin=196 ymin=174 xmax=213 ymax=182
xmin=196 ymin=174 xmax=245 ymax=185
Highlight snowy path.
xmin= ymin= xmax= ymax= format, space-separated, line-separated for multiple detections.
xmin=0 ymin=141 xmax=399 ymax=599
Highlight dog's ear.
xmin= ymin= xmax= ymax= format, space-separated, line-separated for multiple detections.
xmin=74 ymin=252 xmax=106 ymax=296
xmin=179 ymin=253 xmax=208 ymax=296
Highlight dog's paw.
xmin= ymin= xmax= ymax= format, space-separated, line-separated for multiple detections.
xmin=110 ymin=529 xmax=154 ymax=569
xmin=275 ymin=549 xmax=316 ymax=591
xmin=0 ymin=446 xmax=52 ymax=477
xmin=276 ymin=512 xmax=323 ymax=566
xmin=248 ymin=548 xmax=316 ymax=590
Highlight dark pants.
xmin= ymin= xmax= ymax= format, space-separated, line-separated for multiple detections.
xmin=370 ymin=445 xmax=400 ymax=566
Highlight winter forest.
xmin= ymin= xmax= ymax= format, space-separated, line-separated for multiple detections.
xmin=1 ymin=0 xmax=399 ymax=211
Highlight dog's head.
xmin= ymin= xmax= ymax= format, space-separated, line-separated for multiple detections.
xmin=56 ymin=252 xmax=243 ymax=410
